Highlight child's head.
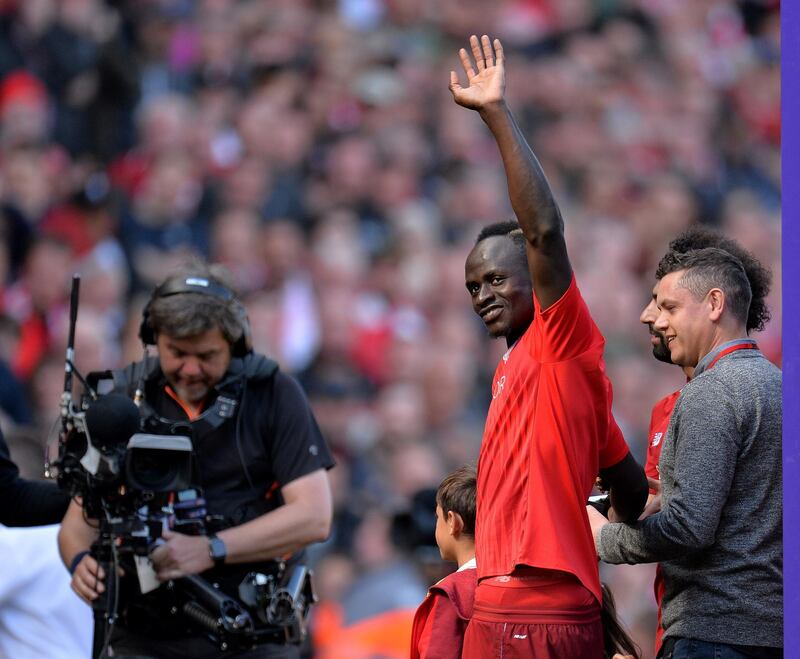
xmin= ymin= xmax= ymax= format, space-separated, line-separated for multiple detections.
xmin=434 ymin=464 xmax=477 ymax=562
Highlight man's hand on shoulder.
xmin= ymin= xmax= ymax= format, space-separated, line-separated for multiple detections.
xmin=150 ymin=529 xmax=214 ymax=581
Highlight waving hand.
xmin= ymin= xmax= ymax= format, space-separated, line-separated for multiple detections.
xmin=449 ymin=35 xmax=505 ymax=111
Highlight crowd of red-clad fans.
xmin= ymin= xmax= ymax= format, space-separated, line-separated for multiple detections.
xmin=0 ymin=0 xmax=780 ymax=656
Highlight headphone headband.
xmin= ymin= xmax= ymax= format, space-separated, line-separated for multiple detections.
xmin=139 ymin=275 xmax=253 ymax=357
xmin=153 ymin=277 xmax=237 ymax=302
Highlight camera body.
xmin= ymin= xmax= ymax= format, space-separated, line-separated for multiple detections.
xmin=55 ymin=390 xmax=194 ymax=521
xmin=53 ymin=392 xmax=316 ymax=650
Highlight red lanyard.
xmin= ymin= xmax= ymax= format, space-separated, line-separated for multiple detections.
xmin=705 ymin=341 xmax=758 ymax=371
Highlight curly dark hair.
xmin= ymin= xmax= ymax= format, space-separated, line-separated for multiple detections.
xmin=663 ymin=226 xmax=771 ymax=333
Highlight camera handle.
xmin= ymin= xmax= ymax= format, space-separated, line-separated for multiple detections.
xmin=171 ymin=575 xmax=254 ymax=651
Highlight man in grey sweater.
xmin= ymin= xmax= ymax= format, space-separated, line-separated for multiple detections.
xmin=588 ymin=247 xmax=782 ymax=658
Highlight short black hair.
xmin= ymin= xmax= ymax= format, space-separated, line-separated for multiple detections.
xmin=436 ymin=464 xmax=477 ymax=537
xmin=666 ymin=226 xmax=771 ymax=333
xmin=476 ymin=221 xmax=526 ymax=252
xmin=656 ymin=247 xmax=752 ymax=326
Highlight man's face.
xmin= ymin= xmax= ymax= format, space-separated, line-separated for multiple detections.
xmin=156 ymin=328 xmax=232 ymax=404
xmin=465 ymin=236 xmax=533 ymax=346
xmin=654 ymin=271 xmax=715 ymax=368
xmin=640 ymin=282 xmax=672 ymax=364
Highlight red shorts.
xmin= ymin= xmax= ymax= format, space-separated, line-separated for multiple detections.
xmin=462 ymin=568 xmax=603 ymax=659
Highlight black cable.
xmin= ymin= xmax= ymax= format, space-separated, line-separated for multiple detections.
xmin=96 ymin=538 xmax=120 ymax=659
xmin=67 ymin=359 xmax=97 ymax=400
xmin=95 ymin=503 xmax=121 ymax=659
xmin=234 ymin=377 xmax=257 ymax=494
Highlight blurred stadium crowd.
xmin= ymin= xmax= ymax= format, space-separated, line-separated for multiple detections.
xmin=0 ymin=0 xmax=780 ymax=656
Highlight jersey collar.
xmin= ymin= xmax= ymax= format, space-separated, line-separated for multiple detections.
xmin=457 ymin=557 xmax=477 ymax=571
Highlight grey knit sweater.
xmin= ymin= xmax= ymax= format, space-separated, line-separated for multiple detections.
xmin=598 ymin=344 xmax=782 ymax=648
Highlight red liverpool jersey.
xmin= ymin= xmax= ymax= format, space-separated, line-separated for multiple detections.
xmin=644 ymin=389 xmax=681 ymax=485
xmin=475 ymin=277 xmax=630 ymax=604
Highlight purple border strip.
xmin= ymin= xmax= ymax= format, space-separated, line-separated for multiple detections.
xmin=783 ymin=3 xmax=797 ymax=650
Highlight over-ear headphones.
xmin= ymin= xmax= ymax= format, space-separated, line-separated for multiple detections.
xmin=139 ymin=276 xmax=253 ymax=357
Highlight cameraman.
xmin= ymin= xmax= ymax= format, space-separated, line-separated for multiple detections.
xmin=58 ymin=263 xmax=334 ymax=659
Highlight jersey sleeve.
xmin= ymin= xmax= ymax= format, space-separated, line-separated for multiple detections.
xmin=527 ymin=276 xmax=602 ymax=363
xmin=264 ymin=372 xmax=335 ymax=487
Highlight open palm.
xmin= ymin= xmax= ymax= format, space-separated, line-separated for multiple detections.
xmin=449 ymin=35 xmax=506 ymax=111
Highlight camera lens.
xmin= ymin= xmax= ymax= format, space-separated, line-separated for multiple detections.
xmin=129 ymin=448 xmax=179 ymax=491
xmin=124 ymin=434 xmax=193 ymax=493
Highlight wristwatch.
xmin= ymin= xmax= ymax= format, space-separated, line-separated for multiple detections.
xmin=208 ymin=534 xmax=226 ymax=567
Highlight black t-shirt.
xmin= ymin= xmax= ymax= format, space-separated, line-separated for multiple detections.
xmin=144 ymin=366 xmax=334 ymax=527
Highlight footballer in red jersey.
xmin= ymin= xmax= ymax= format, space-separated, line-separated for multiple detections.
xmin=450 ymin=35 xmax=648 ymax=659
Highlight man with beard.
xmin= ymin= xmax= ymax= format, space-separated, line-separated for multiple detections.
xmin=58 ymin=263 xmax=334 ymax=659
xmin=637 ymin=227 xmax=772 ymax=657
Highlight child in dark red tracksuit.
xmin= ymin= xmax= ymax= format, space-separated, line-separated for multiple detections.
xmin=409 ymin=470 xmax=640 ymax=659
xmin=410 ymin=466 xmax=477 ymax=659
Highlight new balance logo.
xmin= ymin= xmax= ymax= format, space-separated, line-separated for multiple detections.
xmin=651 ymin=432 xmax=663 ymax=447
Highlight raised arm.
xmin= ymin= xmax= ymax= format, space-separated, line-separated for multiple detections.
xmin=450 ymin=35 xmax=572 ymax=309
